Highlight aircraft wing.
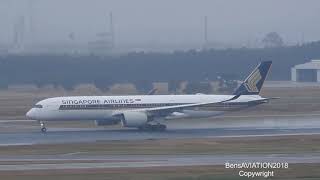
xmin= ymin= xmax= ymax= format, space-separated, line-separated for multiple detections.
xmin=135 ymin=94 xmax=241 ymax=113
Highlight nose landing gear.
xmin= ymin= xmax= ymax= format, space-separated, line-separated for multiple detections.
xmin=40 ymin=121 xmax=47 ymax=133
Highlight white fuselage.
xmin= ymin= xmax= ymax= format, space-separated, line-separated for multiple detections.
xmin=26 ymin=94 xmax=265 ymax=122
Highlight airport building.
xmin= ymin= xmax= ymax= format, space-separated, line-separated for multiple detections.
xmin=291 ymin=60 xmax=320 ymax=82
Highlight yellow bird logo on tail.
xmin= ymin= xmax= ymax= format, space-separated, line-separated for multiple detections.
xmin=244 ymin=69 xmax=262 ymax=93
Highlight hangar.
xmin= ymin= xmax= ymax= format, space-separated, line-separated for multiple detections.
xmin=291 ymin=60 xmax=320 ymax=82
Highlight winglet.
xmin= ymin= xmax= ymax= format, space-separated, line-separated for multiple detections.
xmin=233 ymin=61 xmax=272 ymax=95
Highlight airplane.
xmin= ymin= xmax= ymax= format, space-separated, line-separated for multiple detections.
xmin=26 ymin=61 xmax=273 ymax=133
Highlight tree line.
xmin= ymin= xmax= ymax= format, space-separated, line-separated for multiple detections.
xmin=1 ymin=41 xmax=320 ymax=91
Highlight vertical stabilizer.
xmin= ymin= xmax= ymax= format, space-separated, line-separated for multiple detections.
xmin=233 ymin=61 xmax=272 ymax=95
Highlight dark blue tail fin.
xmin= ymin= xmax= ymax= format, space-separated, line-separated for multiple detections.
xmin=233 ymin=61 xmax=272 ymax=95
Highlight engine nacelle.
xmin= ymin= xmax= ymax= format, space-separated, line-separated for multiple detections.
xmin=121 ymin=111 xmax=149 ymax=127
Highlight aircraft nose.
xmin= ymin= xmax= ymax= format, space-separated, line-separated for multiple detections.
xmin=26 ymin=109 xmax=36 ymax=120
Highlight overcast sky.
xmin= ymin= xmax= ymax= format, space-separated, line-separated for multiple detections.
xmin=0 ymin=0 xmax=319 ymax=46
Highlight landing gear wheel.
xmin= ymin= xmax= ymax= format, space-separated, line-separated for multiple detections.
xmin=138 ymin=124 xmax=166 ymax=132
xmin=41 ymin=127 xmax=47 ymax=133
xmin=40 ymin=121 xmax=47 ymax=133
xmin=138 ymin=124 xmax=152 ymax=131
xmin=157 ymin=124 xmax=167 ymax=131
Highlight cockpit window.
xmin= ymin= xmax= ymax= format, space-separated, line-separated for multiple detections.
xmin=33 ymin=104 xmax=43 ymax=108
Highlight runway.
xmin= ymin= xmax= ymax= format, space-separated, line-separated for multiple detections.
xmin=0 ymin=115 xmax=320 ymax=172
xmin=0 ymin=127 xmax=320 ymax=146
xmin=1 ymin=114 xmax=320 ymax=145
xmin=0 ymin=154 xmax=319 ymax=171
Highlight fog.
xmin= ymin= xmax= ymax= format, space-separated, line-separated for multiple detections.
xmin=1 ymin=0 xmax=320 ymax=46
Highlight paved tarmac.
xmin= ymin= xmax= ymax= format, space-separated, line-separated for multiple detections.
xmin=0 ymin=127 xmax=319 ymax=146
xmin=0 ymin=114 xmax=320 ymax=145
xmin=0 ymin=115 xmax=319 ymax=171
xmin=0 ymin=154 xmax=319 ymax=171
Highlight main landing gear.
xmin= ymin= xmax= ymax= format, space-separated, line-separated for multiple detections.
xmin=138 ymin=124 xmax=167 ymax=131
xmin=39 ymin=121 xmax=47 ymax=133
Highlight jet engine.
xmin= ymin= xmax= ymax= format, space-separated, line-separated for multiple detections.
xmin=121 ymin=111 xmax=149 ymax=127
